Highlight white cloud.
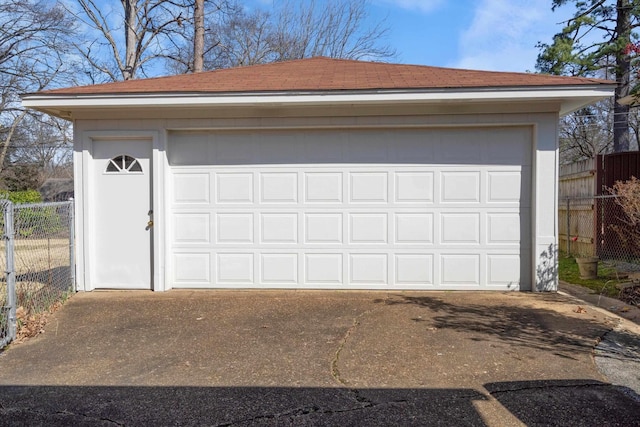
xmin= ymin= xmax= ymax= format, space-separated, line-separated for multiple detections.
xmin=377 ymin=0 xmax=446 ymax=14
xmin=452 ymin=0 xmax=573 ymax=72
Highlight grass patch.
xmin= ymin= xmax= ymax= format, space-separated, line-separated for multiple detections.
xmin=558 ymin=255 xmax=621 ymax=298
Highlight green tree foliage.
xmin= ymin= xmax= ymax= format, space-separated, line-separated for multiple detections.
xmin=0 ymin=189 xmax=42 ymax=204
xmin=537 ymin=0 xmax=640 ymax=153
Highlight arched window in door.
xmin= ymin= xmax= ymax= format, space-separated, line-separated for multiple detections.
xmin=105 ymin=155 xmax=143 ymax=173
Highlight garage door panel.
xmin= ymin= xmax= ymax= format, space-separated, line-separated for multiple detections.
xmin=213 ymin=133 xmax=256 ymax=163
xmin=168 ymin=127 xmax=531 ymax=290
xmin=441 ymin=254 xmax=481 ymax=285
xmin=304 ymin=213 xmax=343 ymax=244
xmin=395 ymin=213 xmax=433 ymax=244
xmin=173 ymin=213 xmax=211 ymax=243
xmin=217 ymin=253 xmax=254 ymax=283
xmin=488 ymin=171 xmax=522 ymax=203
xmin=440 ymin=137 xmax=483 ymax=164
xmin=171 ymin=251 xmax=525 ymax=289
xmin=441 ymin=172 xmax=481 ymax=203
xmin=216 ymin=173 xmax=254 ymax=203
xmin=441 ymin=213 xmax=481 ymax=244
xmin=395 ymin=172 xmax=434 ymax=202
xmin=349 ymin=213 xmax=388 ymax=244
xmin=345 ymin=134 xmax=389 ymax=162
xmin=487 ymin=213 xmax=521 ymax=244
xmin=350 ymin=254 xmax=388 ymax=284
xmin=260 ymin=172 xmax=298 ymax=203
xmin=395 ymin=254 xmax=434 ymax=284
xmin=350 ymin=172 xmax=388 ymax=203
xmin=258 ymin=136 xmax=304 ymax=163
xmin=168 ymin=128 xmax=531 ymax=167
xmin=305 ymin=254 xmax=343 ymax=284
xmin=261 ymin=254 xmax=298 ymax=284
xmin=174 ymin=252 xmax=211 ymax=284
xmin=486 ymin=129 xmax=532 ymax=164
xmin=487 ymin=255 xmax=521 ymax=286
xmin=304 ymin=136 xmax=345 ymax=162
xmin=216 ymin=213 xmax=254 ymax=243
xmin=433 ymin=128 xmax=531 ymax=166
xmin=168 ymin=133 xmax=214 ymax=165
xmin=260 ymin=213 xmax=298 ymax=243
xmin=394 ymin=138 xmax=436 ymax=163
xmin=173 ymin=173 xmax=210 ymax=204
xmin=305 ymin=172 xmax=343 ymax=203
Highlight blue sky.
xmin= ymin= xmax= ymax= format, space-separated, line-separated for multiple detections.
xmin=251 ymin=0 xmax=577 ymax=72
xmin=373 ymin=0 xmax=575 ymax=72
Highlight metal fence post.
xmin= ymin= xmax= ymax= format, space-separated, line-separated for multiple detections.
xmin=69 ymin=199 xmax=75 ymax=292
xmin=4 ymin=201 xmax=16 ymax=342
xmin=566 ymin=198 xmax=571 ymax=256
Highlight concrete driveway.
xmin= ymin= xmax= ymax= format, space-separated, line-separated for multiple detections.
xmin=0 ymin=290 xmax=638 ymax=426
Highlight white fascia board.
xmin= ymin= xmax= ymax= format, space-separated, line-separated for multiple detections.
xmin=22 ymin=86 xmax=614 ymax=112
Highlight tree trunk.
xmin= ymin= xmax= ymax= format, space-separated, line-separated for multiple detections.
xmin=123 ymin=0 xmax=137 ymax=80
xmin=614 ymin=0 xmax=631 ymax=152
xmin=193 ymin=0 xmax=204 ymax=72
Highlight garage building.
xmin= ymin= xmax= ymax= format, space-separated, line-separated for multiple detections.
xmin=22 ymin=57 xmax=614 ymax=291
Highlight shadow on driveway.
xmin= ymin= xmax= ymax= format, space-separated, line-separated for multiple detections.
xmin=485 ymin=380 xmax=640 ymax=426
xmin=0 ymin=385 xmax=489 ymax=426
xmin=1 ymin=381 xmax=638 ymax=426
xmin=376 ymin=293 xmax=613 ymax=358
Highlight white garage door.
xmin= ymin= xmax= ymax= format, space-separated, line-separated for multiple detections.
xmin=167 ymin=127 xmax=531 ymax=290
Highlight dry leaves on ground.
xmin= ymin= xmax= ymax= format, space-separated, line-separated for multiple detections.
xmin=14 ymin=301 xmax=63 ymax=343
xmin=619 ymin=284 xmax=640 ymax=307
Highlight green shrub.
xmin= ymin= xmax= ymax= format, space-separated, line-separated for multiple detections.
xmin=0 ymin=190 xmax=42 ymax=204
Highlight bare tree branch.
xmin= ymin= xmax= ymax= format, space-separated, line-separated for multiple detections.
xmin=0 ymin=0 xmax=75 ymax=177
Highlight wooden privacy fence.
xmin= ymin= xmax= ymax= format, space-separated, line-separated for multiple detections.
xmin=558 ymin=158 xmax=597 ymax=256
xmin=559 ymin=152 xmax=640 ymax=260
xmin=559 ymin=158 xmax=597 ymax=199
xmin=558 ymin=197 xmax=596 ymax=257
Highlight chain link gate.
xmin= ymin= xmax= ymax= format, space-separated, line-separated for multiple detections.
xmin=0 ymin=200 xmax=74 ymax=350
xmin=559 ymin=195 xmax=640 ymax=272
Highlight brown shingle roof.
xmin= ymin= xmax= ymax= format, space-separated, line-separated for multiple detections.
xmin=40 ymin=57 xmax=611 ymax=96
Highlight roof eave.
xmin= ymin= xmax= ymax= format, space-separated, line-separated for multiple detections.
xmin=22 ymin=85 xmax=615 ymax=119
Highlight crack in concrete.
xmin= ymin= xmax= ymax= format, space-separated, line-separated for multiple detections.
xmin=215 ymin=389 xmax=490 ymax=426
xmin=330 ymin=313 xmax=366 ymax=388
xmin=214 ymin=397 xmax=411 ymax=426
xmin=331 ymin=294 xmax=390 ymax=388
xmin=327 ymin=294 xmax=393 ymax=413
xmin=218 ymin=297 xmax=403 ymax=426
xmin=56 ymin=409 xmax=124 ymax=426
xmin=213 ymin=405 xmax=323 ymax=426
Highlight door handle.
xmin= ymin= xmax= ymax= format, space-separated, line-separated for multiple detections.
xmin=146 ymin=220 xmax=154 ymax=230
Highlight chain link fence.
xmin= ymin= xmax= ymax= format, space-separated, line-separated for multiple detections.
xmin=0 ymin=200 xmax=74 ymax=350
xmin=559 ymin=195 xmax=640 ymax=274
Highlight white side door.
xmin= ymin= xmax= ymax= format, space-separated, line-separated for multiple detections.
xmin=91 ymin=139 xmax=152 ymax=289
